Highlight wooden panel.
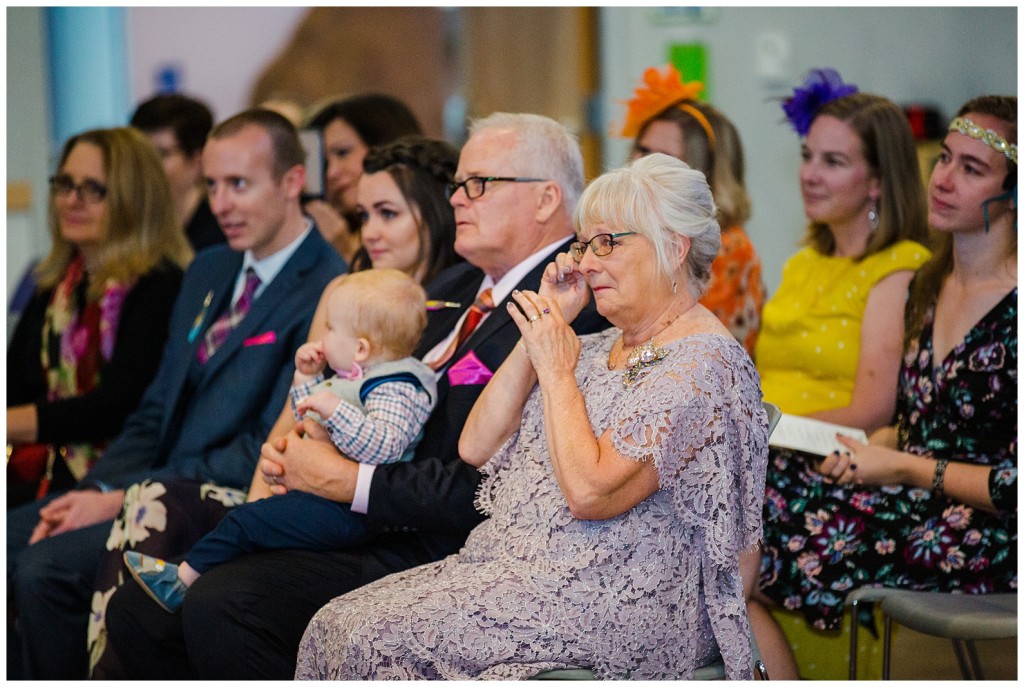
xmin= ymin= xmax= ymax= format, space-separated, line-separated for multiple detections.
xmin=464 ymin=8 xmax=601 ymax=178
xmin=7 ymin=181 xmax=32 ymax=212
xmin=250 ymin=7 xmax=449 ymax=137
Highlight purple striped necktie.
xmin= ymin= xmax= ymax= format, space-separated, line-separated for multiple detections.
xmin=197 ymin=267 xmax=261 ymax=364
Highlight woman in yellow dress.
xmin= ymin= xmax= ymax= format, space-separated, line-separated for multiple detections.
xmin=743 ymin=69 xmax=931 ymax=678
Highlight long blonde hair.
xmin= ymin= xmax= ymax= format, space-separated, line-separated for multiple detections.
xmin=35 ymin=127 xmax=192 ymax=299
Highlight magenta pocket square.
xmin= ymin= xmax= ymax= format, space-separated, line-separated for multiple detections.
xmin=447 ymin=351 xmax=493 ymax=385
xmin=243 ymin=331 xmax=277 ymax=347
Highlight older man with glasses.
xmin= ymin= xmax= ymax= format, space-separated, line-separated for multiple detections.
xmin=104 ymin=112 xmax=610 ymax=679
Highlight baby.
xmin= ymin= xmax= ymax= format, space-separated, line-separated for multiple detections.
xmin=124 ymin=269 xmax=437 ymax=612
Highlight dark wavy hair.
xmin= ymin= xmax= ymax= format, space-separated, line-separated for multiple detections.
xmin=349 ymin=136 xmax=462 ymax=285
xmin=130 ymin=93 xmax=213 ymax=157
xmin=307 ymin=94 xmax=422 ymax=148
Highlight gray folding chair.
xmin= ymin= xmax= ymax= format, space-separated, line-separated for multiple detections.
xmin=848 ymin=587 xmax=1017 ymax=679
xmin=530 ymin=627 xmax=769 ymax=680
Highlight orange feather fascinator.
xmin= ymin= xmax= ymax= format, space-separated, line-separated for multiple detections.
xmin=619 ymin=64 xmax=706 ymax=139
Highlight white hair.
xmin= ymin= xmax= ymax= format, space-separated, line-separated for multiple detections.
xmin=574 ymin=153 xmax=721 ymax=298
xmin=468 ymin=112 xmax=585 ymax=214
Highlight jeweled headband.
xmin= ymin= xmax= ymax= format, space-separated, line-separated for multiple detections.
xmin=948 ymin=116 xmax=1018 ymax=164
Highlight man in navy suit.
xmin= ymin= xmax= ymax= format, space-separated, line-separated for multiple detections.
xmin=104 ymin=113 xmax=610 ymax=678
xmin=6 ymin=108 xmax=346 ymax=679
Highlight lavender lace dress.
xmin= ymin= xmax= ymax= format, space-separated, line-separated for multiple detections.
xmin=295 ymin=328 xmax=768 ymax=680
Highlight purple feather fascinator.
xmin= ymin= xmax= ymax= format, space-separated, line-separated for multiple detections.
xmin=781 ymin=68 xmax=859 ymax=136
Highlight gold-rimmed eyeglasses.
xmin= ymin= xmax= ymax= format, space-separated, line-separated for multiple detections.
xmin=569 ymin=232 xmax=637 ymax=262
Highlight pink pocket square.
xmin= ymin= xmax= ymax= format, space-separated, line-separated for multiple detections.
xmin=447 ymin=351 xmax=493 ymax=386
xmin=243 ymin=331 xmax=277 ymax=347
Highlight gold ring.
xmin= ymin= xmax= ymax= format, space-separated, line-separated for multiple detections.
xmin=529 ymin=315 xmax=540 ymax=322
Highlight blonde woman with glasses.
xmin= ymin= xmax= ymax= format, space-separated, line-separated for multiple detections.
xmin=7 ymin=127 xmax=191 ymax=508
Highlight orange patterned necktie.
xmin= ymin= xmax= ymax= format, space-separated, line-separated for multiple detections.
xmin=197 ymin=268 xmax=260 ymax=364
xmin=429 ymin=288 xmax=494 ymax=371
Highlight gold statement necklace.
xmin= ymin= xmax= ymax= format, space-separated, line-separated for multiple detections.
xmin=612 ymin=307 xmax=687 ymax=388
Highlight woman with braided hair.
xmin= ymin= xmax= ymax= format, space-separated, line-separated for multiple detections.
xmin=86 ymin=136 xmax=462 ymax=677
xmin=348 ymin=135 xmax=463 ymax=284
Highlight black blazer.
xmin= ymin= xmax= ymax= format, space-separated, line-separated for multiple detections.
xmin=365 ymin=240 xmax=610 ymax=563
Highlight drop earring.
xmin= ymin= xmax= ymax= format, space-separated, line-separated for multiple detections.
xmin=867 ymin=199 xmax=880 ymax=232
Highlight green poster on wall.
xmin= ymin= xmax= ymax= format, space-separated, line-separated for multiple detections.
xmin=669 ymin=43 xmax=709 ymax=100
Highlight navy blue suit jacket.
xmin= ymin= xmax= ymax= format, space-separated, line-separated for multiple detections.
xmin=86 ymin=227 xmax=346 ymax=491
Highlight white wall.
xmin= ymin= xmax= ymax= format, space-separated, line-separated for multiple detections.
xmin=5 ymin=7 xmax=308 ymax=330
xmin=7 ymin=7 xmax=55 ymax=334
xmin=7 ymin=6 xmax=1019 ymax=310
xmin=126 ymin=7 xmax=308 ymax=121
xmin=599 ymin=6 xmax=1017 ymax=292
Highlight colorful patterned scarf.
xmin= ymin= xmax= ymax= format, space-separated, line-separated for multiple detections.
xmin=39 ymin=253 xmax=136 ymax=480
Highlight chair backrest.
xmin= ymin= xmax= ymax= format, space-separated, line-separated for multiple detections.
xmin=763 ymin=401 xmax=782 ymax=438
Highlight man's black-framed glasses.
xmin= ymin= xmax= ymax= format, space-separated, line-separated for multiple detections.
xmin=445 ymin=176 xmax=547 ymax=200
xmin=49 ymin=175 xmax=108 ymax=204
xmin=569 ymin=232 xmax=638 ymax=262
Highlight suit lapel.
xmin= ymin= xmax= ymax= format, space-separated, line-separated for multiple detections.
xmin=196 ymin=231 xmax=321 ymax=388
xmin=448 ymin=239 xmax=574 ymax=366
xmin=416 ymin=268 xmax=484 ymax=357
xmin=158 ymin=252 xmax=242 ymax=443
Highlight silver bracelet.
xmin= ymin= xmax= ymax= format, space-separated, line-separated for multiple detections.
xmin=932 ymin=457 xmax=950 ymax=498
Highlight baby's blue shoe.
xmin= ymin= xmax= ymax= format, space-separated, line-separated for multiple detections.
xmin=123 ymin=551 xmax=187 ymax=613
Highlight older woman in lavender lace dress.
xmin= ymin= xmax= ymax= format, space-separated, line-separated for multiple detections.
xmin=295 ymin=153 xmax=769 ymax=680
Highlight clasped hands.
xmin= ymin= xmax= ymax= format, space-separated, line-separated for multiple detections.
xmin=815 ymin=434 xmax=903 ymax=487
xmin=507 ymin=252 xmax=589 ymax=379
xmin=258 ymin=420 xmax=358 ymax=502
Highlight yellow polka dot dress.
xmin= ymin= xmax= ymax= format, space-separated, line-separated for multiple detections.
xmin=755 ymin=240 xmax=930 ymax=416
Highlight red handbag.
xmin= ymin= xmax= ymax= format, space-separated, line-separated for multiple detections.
xmin=7 ymin=443 xmax=57 ymax=499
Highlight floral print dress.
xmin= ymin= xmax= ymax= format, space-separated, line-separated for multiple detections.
xmin=758 ymin=289 xmax=1017 ymax=630
xmin=699 ymin=224 xmax=765 ymax=356
xmin=87 ymin=479 xmax=246 ymax=676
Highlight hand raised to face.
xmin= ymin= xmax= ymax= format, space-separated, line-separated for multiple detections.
xmin=538 ymin=251 xmax=590 ymax=325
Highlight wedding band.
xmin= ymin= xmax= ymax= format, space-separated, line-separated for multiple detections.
xmin=529 ymin=315 xmax=540 ymax=322
xmin=542 ymin=308 xmax=551 ymax=315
